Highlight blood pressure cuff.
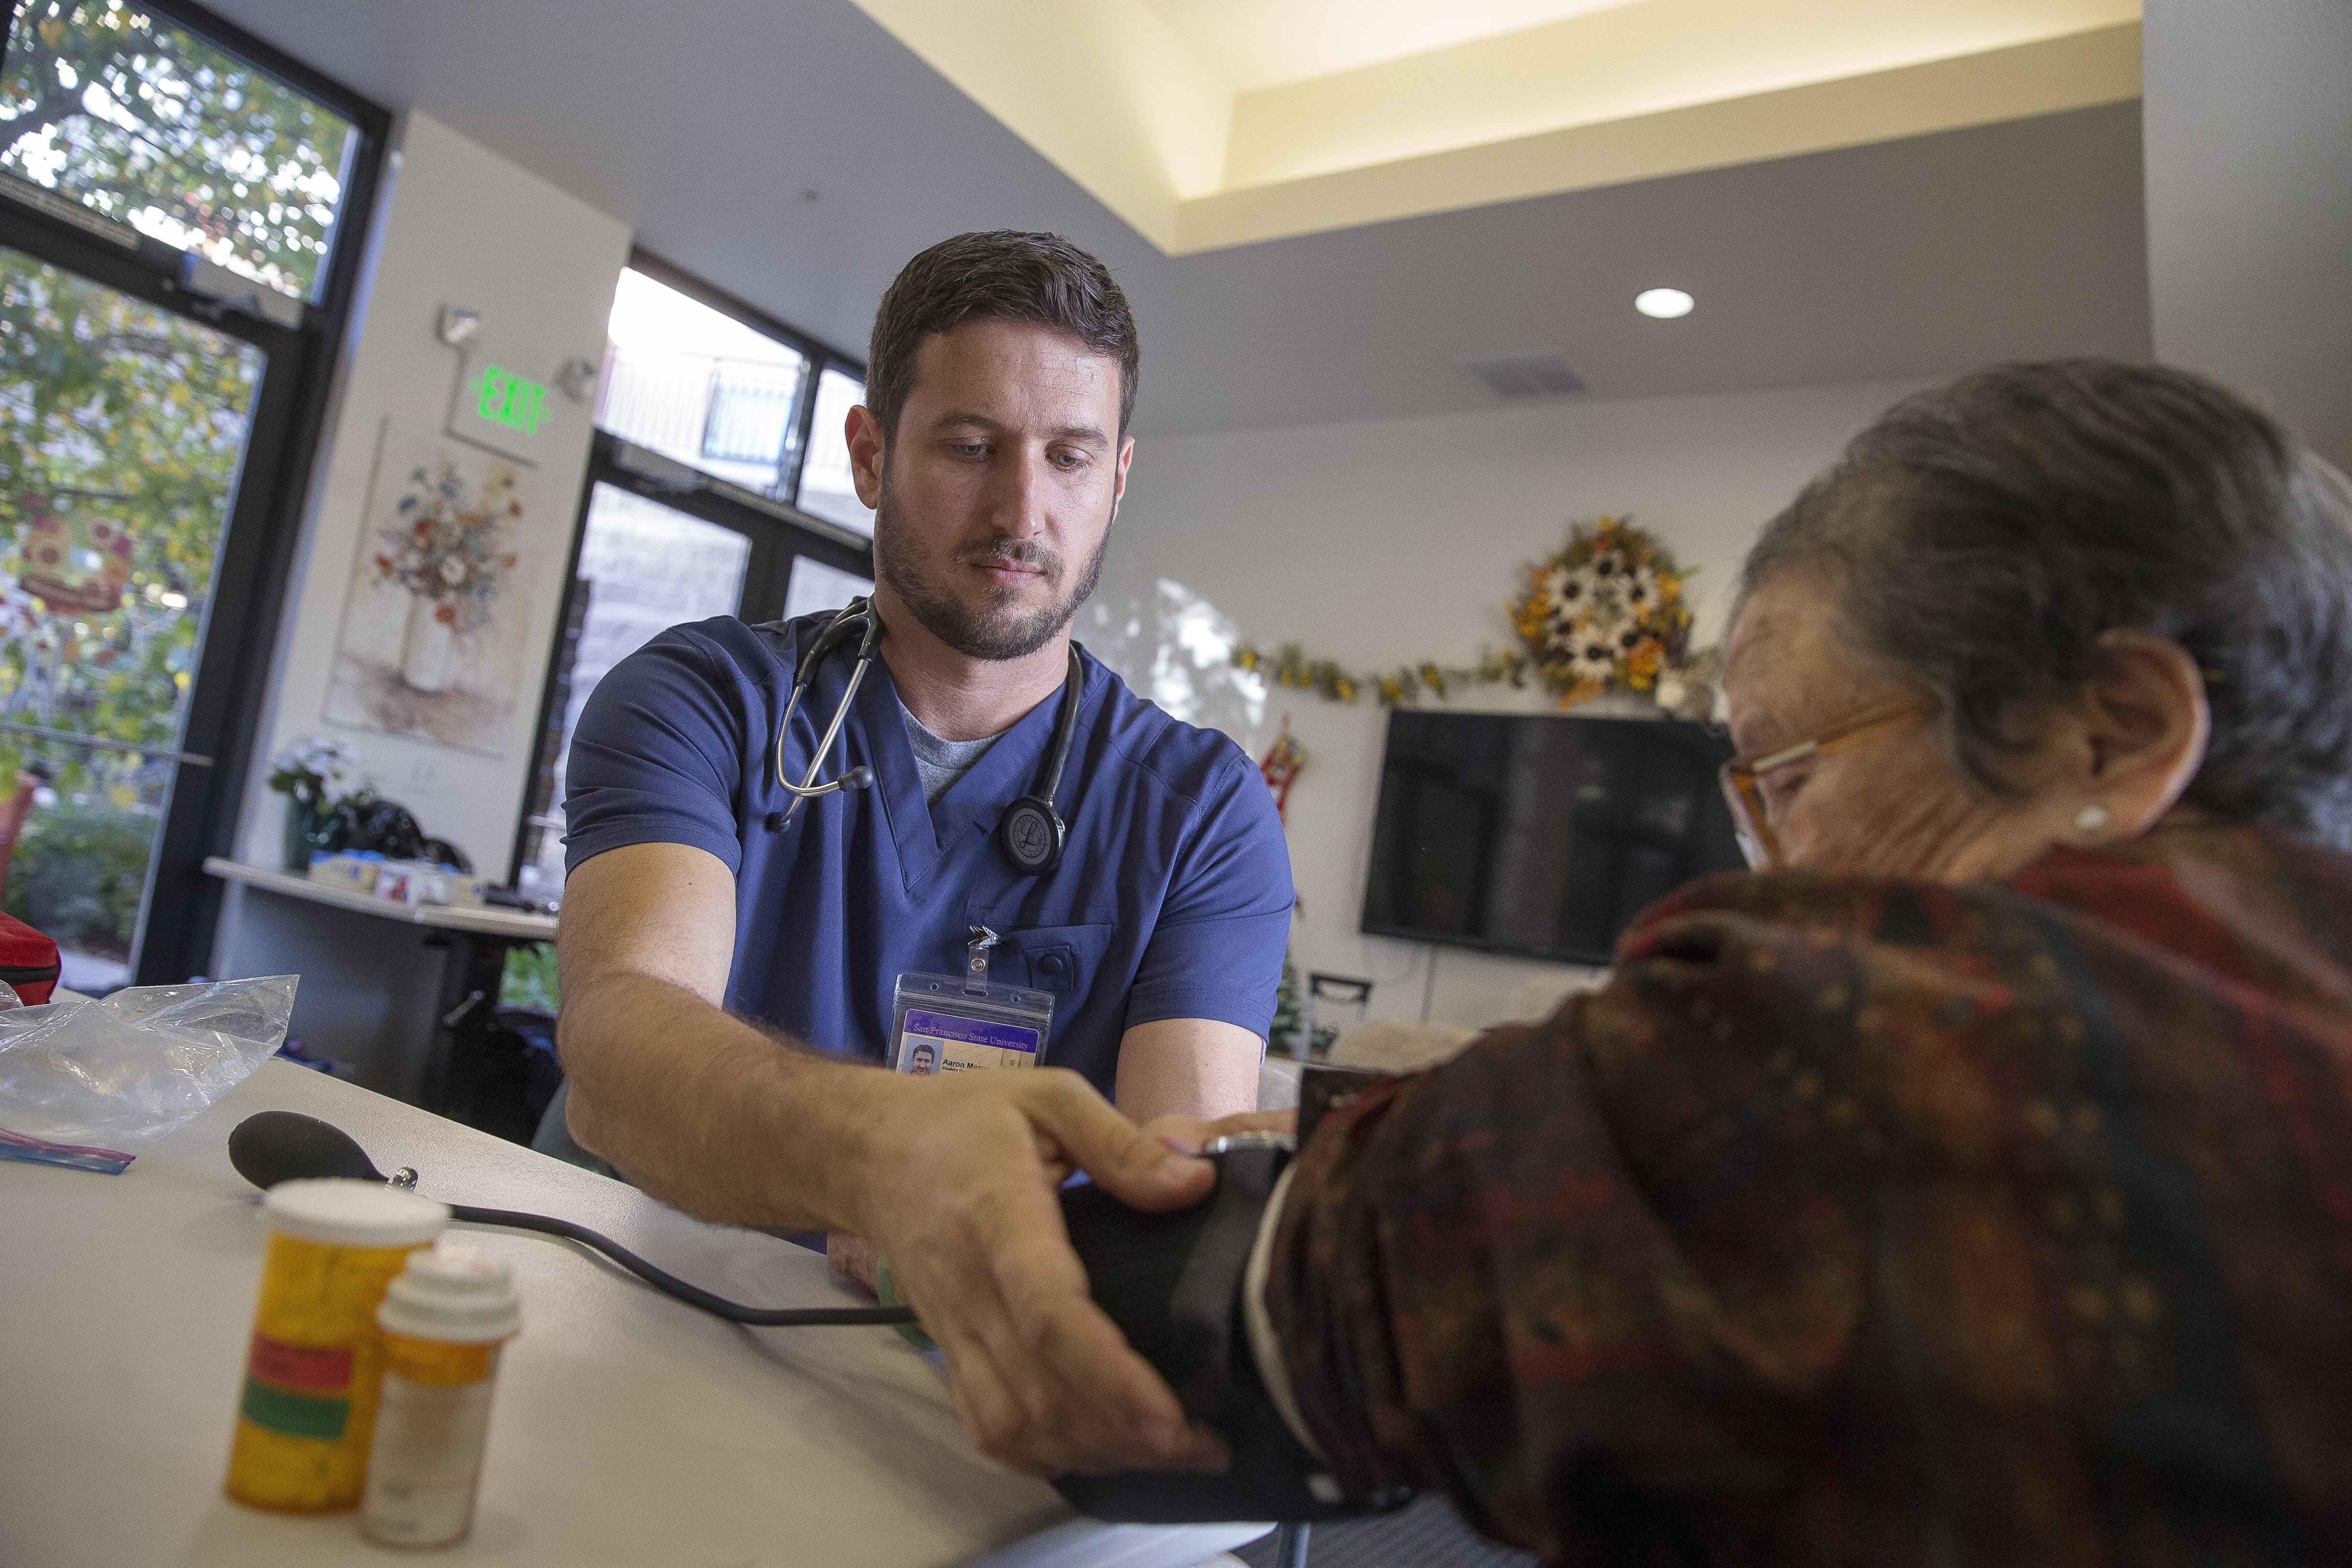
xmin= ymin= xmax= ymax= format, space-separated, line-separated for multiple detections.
xmin=1051 ymin=1139 xmax=1407 ymax=1524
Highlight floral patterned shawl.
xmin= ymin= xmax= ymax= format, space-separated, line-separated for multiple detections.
xmin=1267 ymin=824 xmax=2352 ymax=1566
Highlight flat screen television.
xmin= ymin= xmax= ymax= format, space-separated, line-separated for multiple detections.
xmin=1360 ymin=710 xmax=1746 ymax=966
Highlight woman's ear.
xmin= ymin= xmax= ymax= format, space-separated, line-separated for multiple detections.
xmin=2073 ymin=630 xmax=2213 ymax=837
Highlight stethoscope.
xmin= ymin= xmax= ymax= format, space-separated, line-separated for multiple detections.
xmin=771 ymin=596 xmax=1084 ymax=876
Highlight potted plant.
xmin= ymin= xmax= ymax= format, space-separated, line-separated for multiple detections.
xmin=266 ymin=735 xmax=364 ymax=872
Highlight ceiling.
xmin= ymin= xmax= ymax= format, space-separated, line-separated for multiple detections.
xmin=851 ymin=0 xmax=2139 ymax=251
xmin=203 ymin=0 xmax=2154 ymax=438
xmin=1137 ymin=0 xmax=1647 ymax=92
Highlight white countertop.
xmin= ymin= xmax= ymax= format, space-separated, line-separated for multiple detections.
xmin=0 ymin=1060 xmax=1264 ymax=1567
xmin=205 ymin=857 xmax=561 ymax=941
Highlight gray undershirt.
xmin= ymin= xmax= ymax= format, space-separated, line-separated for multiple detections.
xmin=899 ymin=696 xmax=1007 ymax=805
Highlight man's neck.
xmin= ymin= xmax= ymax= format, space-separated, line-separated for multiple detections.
xmin=870 ymin=584 xmax=1070 ymax=743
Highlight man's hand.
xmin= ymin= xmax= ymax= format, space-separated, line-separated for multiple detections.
xmin=840 ymin=1066 xmax=1234 ymax=1478
xmin=559 ymin=846 xmax=1234 ymax=1477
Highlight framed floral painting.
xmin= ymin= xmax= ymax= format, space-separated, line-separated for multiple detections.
xmin=323 ymin=419 xmax=549 ymax=754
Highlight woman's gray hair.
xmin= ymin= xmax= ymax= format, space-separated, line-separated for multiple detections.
xmin=1741 ymin=359 xmax=2352 ymax=847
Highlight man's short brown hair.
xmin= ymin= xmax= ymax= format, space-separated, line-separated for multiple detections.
xmin=865 ymin=231 xmax=1140 ymax=442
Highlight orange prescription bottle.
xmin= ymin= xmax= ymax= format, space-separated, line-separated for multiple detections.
xmin=224 ymin=1178 xmax=449 ymax=1511
xmin=361 ymin=1244 xmax=522 ymax=1548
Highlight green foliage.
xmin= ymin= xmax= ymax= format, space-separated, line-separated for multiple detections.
xmin=499 ymin=942 xmax=559 ymax=1014
xmin=0 ymin=252 xmax=259 ymax=868
xmin=1270 ymin=950 xmax=1337 ymax=1057
xmin=0 ymin=238 xmax=263 ymax=950
xmin=1 ymin=0 xmax=359 ymax=298
xmin=2 ymin=798 xmax=146 ymax=955
xmin=1273 ymin=949 xmax=1302 ymax=1054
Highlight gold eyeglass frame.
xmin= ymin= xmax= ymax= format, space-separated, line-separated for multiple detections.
xmin=1718 ymin=693 xmax=1932 ymax=869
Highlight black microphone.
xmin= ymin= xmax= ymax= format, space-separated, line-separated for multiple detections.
xmin=227 ymin=1111 xmax=913 ymax=1328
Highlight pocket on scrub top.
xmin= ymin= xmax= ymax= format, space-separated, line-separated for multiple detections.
xmin=1001 ymin=924 xmax=1112 ymax=995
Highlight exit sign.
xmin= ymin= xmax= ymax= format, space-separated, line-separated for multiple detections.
xmin=449 ymin=352 xmax=558 ymax=464
xmin=476 ymin=365 xmax=549 ymax=435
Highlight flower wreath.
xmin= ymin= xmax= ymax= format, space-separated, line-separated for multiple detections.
xmin=1508 ymin=515 xmax=1694 ymax=705
xmin=1231 ymin=516 xmax=1716 ymax=715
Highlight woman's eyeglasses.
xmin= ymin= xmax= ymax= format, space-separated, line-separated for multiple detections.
xmin=1718 ymin=694 xmax=1930 ymax=869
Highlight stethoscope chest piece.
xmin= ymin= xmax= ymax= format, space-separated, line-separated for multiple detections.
xmin=991 ymin=640 xmax=1084 ymax=877
xmin=997 ymin=795 xmax=1066 ymax=875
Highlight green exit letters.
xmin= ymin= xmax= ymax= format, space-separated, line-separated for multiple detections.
xmin=475 ymin=364 xmax=548 ymax=436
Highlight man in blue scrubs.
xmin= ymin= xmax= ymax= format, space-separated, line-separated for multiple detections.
xmin=552 ymin=233 xmax=1293 ymax=1329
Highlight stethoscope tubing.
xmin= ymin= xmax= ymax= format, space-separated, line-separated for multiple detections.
xmin=773 ymin=599 xmax=884 ymax=825
xmin=771 ymin=598 xmax=1084 ymax=868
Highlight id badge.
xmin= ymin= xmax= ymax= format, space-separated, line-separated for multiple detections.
xmin=890 ymin=926 xmax=1053 ymax=1076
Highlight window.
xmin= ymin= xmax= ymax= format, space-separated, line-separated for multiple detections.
xmin=795 ymin=365 xmax=876 ymax=534
xmin=597 ymin=266 xmax=808 ymax=495
xmin=1 ymin=0 xmax=363 ymax=302
xmin=591 ymin=255 xmax=871 ymax=535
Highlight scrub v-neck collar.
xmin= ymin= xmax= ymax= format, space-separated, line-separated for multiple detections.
xmin=855 ymin=650 xmax=1090 ymax=896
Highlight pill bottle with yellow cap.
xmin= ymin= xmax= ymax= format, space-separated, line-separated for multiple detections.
xmin=361 ymin=1242 xmax=522 ymax=1548
xmin=224 ymin=1178 xmax=449 ymax=1512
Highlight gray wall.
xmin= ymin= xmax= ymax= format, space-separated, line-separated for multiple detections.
xmin=2144 ymin=0 xmax=2352 ymax=469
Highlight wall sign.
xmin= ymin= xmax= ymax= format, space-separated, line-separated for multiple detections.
xmin=448 ymin=352 xmax=557 ymax=465
xmin=477 ymin=365 xmax=549 ymax=435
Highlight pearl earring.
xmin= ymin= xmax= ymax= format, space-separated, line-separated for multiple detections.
xmin=2074 ymin=803 xmax=2111 ymax=836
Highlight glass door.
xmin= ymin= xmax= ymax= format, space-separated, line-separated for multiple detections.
xmin=0 ymin=248 xmax=263 ymax=989
xmin=516 ymin=482 xmax=754 ymax=889
xmin=510 ymin=254 xmax=875 ymax=888
xmin=1 ymin=0 xmax=388 ymax=986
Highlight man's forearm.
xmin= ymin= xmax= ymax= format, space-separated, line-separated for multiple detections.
xmin=557 ymin=970 xmax=883 ymax=1234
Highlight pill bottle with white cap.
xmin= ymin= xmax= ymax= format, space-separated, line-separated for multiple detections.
xmin=360 ymin=1242 xmax=522 ymax=1547
xmin=224 ymin=1178 xmax=449 ymax=1512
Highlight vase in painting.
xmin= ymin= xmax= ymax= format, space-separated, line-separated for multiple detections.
xmin=401 ymin=594 xmax=455 ymax=692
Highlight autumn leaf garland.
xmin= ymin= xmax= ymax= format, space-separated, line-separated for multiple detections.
xmin=1231 ymin=516 xmax=1712 ymax=712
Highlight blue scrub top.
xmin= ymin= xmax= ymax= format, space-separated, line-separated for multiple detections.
xmin=562 ymin=613 xmax=1295 ymax=1098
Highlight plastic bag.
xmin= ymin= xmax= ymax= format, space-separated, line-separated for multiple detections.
xmin=0 ymin=974 xmax=298 ymax=1173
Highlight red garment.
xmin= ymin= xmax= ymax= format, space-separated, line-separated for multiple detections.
xmin=1265 ymin=825 xmax=2352 ymax=1566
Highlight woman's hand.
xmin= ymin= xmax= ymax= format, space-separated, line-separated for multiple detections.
xmin=1140 ymin=1107 xmax=1299 ymax=1155
xmin=825 ymin=1232 xmax=882 ymax=1292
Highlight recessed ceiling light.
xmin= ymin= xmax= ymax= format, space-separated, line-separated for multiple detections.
xmin=1636 ymin=287 xmax=1694 ymax=319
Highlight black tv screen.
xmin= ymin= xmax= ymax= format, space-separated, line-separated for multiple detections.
xmin=1361 ymin=710 xmax=1746 ymax=966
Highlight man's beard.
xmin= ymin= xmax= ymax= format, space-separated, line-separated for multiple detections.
xmin=872 ymin=476 xmax=1111 ymax=661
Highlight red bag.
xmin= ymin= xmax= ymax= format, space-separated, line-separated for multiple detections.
xmin=0 ymin=912 xmax=60 ymax=1006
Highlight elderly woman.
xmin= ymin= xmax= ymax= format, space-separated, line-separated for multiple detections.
xmin=1249 ymin=361 xmax=2352 ymax=1563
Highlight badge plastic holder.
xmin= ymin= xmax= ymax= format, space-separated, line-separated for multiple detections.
xmin=890 ymin=927 xmax=1053 ymax=1076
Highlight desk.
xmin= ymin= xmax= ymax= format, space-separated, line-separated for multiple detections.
xmin=0 ymin=1061 xmax=1267 ymax=1568
xmin=205 ymin=859 xmax=556 ymax=1121
xmin=203 ymin=859 xmax=560 ymax=942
